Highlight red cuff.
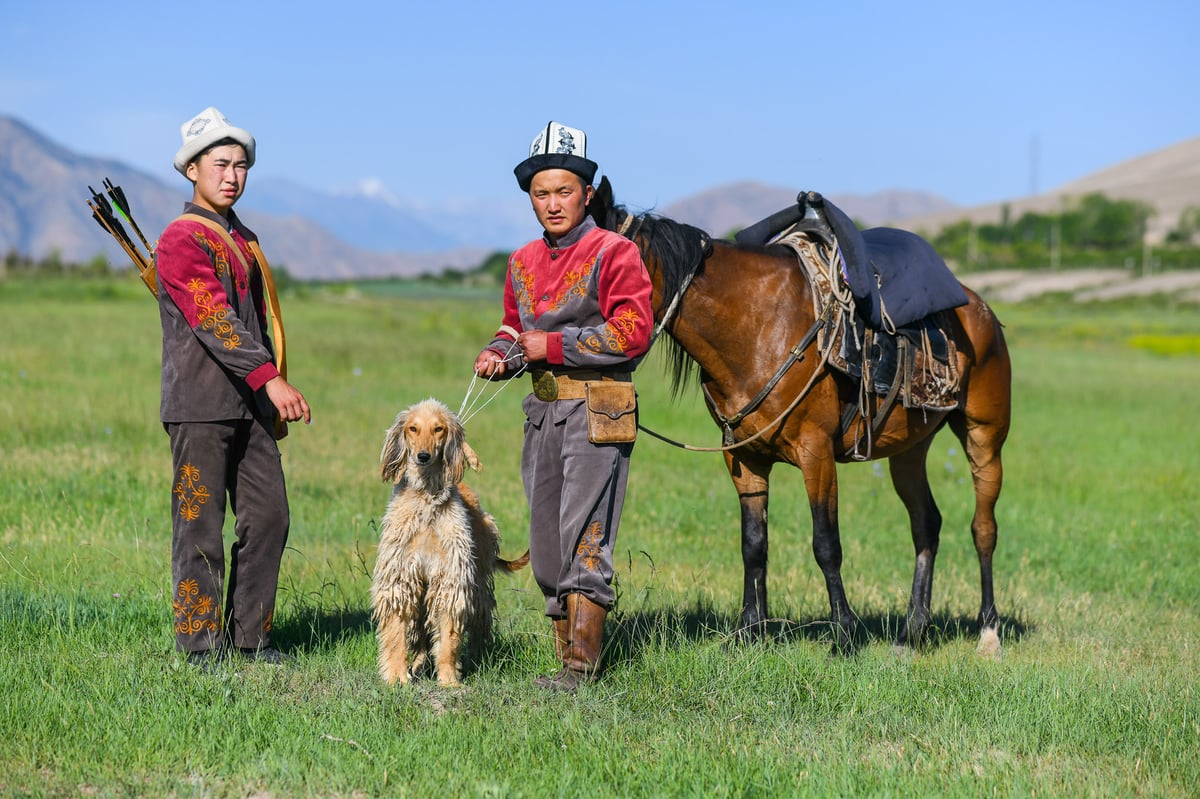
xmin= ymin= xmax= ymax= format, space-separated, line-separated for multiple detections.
xmin=546 ymin=332 xmax=564 ymax=365
xmin=246 ymin=362 xmax=280 ymax=391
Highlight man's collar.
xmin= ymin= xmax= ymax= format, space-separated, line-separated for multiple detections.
xmin=543 ymin=215 xmax=597 ymax=249
xmin=182 ymin=202 xmax=239 ymax=232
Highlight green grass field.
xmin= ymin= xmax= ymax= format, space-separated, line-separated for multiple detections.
xmin=1 ymin=275 xmax=1198 ymax=798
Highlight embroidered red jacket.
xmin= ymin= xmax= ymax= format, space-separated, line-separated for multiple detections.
xmin=156 ymin=205 xmax=279 ymax=423
xmin=487 ymin=217 xmax=653 ymax=371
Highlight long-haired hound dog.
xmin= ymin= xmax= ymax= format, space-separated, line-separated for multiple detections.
xmin=371 ymin=399 xmax=528 ymax=685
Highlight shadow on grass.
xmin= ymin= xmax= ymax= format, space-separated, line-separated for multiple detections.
xmin=604 ymin=600 xmax=1032 ymax=665
xmin=273 ymin=602 xmax=373 ymax=654
xmin=268 ymin=590 xmax=1033 ymax=675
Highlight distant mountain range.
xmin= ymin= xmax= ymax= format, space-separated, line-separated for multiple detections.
xmin=657 ymin=181 xmax=959 ymax=239
xmin=0 ymin=115 xmax=497 ymax=280
xmin=2 ymin=114 xmax=1196 ymax=280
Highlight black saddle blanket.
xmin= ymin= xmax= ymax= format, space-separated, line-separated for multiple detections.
xmin=736 ymin=192 xmax=968 ymax=329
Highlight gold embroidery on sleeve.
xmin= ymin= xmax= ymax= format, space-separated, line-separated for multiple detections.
xmin=187 ymin=278 xmax=241 ymax=350
xmin=576 ymin=307 xmax=643 ymax=355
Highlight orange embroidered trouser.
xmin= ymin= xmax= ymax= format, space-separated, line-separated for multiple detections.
xmin=520 ymin=395 xmax=632 ymax=618
xmin=166 ymin=419 xmax=289 ymax=653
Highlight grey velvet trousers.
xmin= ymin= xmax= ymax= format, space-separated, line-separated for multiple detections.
xmin=521 ymin=395 xmax=633 ymax=617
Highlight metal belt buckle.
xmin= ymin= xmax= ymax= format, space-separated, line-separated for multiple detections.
xmin=532 ymin=371 xmax=559 ymax=401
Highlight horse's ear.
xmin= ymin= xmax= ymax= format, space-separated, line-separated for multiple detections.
xmin=590 ymin=176 xmax=614 ymax=229
xmin=380 ymin=411 xmax=409 ymax=483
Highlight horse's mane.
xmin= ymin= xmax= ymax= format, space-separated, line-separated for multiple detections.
xmin=590 ymin=182 xmax=711 ymax=396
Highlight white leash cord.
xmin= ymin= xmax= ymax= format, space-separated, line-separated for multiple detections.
xmin=458 ymin=338 xmax=527 ymax=425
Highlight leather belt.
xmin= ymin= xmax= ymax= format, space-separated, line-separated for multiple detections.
xmin=530 ymin=370 xmax=631 ymax=401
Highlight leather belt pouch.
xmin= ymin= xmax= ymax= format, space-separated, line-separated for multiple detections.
xmin=585 ymin=381 xmax=637 ymax=444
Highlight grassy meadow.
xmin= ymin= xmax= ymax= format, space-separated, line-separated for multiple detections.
xmin=1 ymin=274 xmax=1198 ymax=798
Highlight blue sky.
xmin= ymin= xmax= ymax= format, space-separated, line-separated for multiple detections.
xmin=2 ymin=0 xmax=1196 ymax=213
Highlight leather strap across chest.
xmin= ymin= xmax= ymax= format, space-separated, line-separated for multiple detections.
xmin=177 ymin=214 xmax=287 ymax=379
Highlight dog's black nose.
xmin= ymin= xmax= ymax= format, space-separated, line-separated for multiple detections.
xmin=416 ymin=451 xmax=432 ymax=465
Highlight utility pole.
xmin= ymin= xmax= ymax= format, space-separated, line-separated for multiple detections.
xmin=1029 ymin=134 xmax=1040 ymax=197
xmin=1050 ymin=216 xmax=1060 ymax=271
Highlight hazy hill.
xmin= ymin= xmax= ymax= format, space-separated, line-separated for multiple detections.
xmin=660 ymin=181 xmax=959 ymax=237
xmin=894 ymin=136 xmax=1200 ymax=243
xmin=3 ymin=113 xmax=1197 ymax=280
xmin=0 ymin=115 xmax=488 ymax=280
xmin=244 ymin=176 xmax=531 ymax=253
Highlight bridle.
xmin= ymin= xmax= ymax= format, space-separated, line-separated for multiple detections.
xmin=617 ymin=209 xmax=836 ymax=454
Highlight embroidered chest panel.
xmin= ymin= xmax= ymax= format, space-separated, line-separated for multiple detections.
xmin=510 ymin=253 xmax=599 ymax=320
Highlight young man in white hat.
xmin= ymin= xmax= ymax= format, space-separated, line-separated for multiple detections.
xmin=474 ymin=122 xmax=653 ymax=691
xmin=156 ymin=106 xmax=310 ymax=668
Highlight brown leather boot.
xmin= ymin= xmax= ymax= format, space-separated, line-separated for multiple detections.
xmin=551 ymin=616 xmax=569 ymax=661
xmin=534 ymin=593 xmax=605 ymax=692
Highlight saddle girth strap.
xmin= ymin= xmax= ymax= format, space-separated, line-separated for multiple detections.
xmin=841 ymin=335 xmax=910 ymax=461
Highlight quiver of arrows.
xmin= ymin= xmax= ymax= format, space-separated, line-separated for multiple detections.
xmin=86 ymin=178 xmax=157 ymax=297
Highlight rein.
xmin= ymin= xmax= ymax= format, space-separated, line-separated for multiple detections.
xmin=702 ymin=300 xmax=835 ymax=447
xmin=638 ymin=304 xmax=837 ymax=454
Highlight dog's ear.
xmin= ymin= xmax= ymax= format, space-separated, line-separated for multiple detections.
xmin=462 ymin=441 xmax=482 ymax=474
xmin=442 ymin=413 xmax=470 ymax=485
xmin=380 ymin=411 xmax=409 ymax=483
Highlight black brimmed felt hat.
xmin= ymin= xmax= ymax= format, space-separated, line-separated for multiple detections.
xmin=514 ymin=121 xmax=598 ymax=191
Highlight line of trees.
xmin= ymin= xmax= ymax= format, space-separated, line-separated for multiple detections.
xmin=6 ymin=192 xmax=1200 ymax=284
xmin=926 ymin=193 xmax=1200 ymax=273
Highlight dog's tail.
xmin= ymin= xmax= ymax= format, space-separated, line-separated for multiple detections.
xmin=496 ymin=549 xmax=530 ymax=572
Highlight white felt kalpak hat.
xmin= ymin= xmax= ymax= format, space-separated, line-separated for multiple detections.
xmin=514 ymin=121 xmax=598 ymax=191
xmin=173 ymin=106 xmax=256 ymax=175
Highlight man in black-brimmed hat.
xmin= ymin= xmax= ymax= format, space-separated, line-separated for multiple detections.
xmin=475 ymin=121 xmax=653 ymax=691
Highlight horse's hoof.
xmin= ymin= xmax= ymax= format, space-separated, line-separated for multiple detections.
xmin=829 ymin=635 xmax=857 ymax=657
xmin=976 ymin=627 xmax=1002 ymax=660
xmin=732 ymin=621 xmax=767 ymax=645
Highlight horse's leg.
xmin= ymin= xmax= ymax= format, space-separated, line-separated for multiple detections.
xmin=951 ymin=294 xmax=1011 ymax=657
xmin=724 ymin=453 xmax=772 ymax=641
xmin=887 ymin=438 xmax=941 ymax=648
xmin=798 ymin=439 xmax=856 ymax=653
xmin=949 ymin=413 xmax=1005 ymax=657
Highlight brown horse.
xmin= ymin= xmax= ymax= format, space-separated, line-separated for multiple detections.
xmin=589 ymin=178 xmax=1011 ymax=655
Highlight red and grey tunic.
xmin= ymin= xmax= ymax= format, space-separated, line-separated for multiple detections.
xmin=485 ymin=216 xmax=653 ymax=370
xmin=156 ymin=204 xmax=279 ymax=423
